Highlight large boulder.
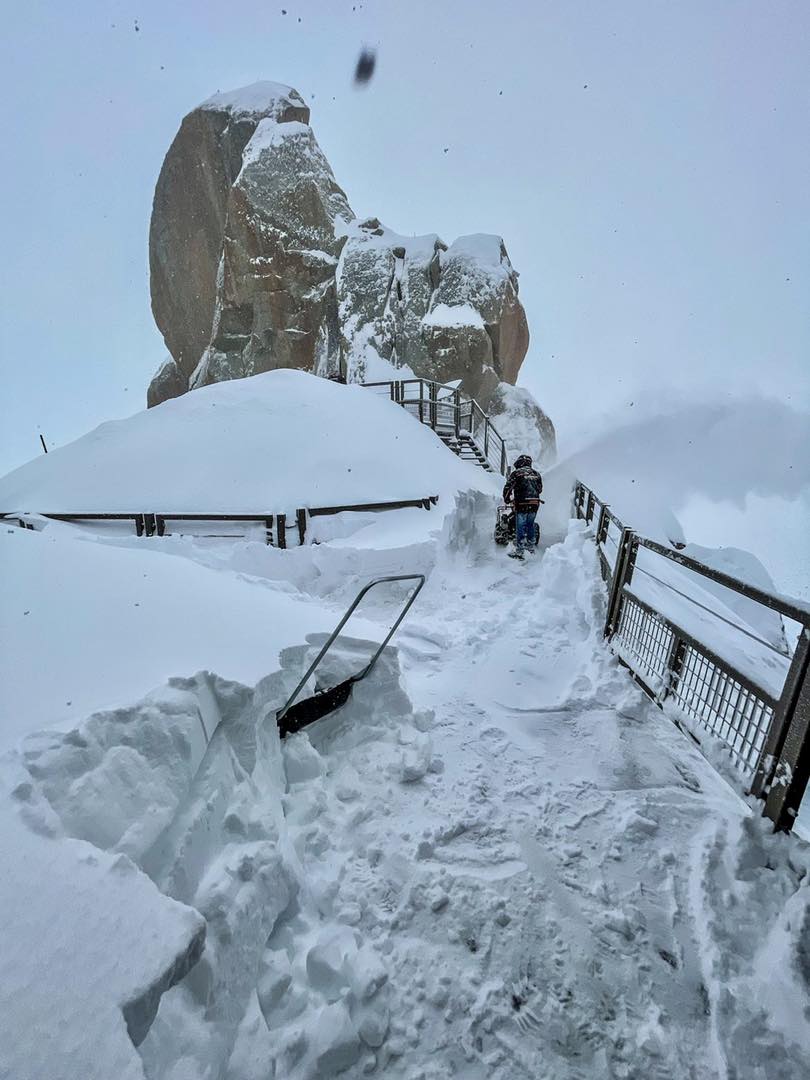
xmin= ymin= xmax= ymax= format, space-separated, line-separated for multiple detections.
xmin=487 ymin=383 xmax=557 ymax=469
xmin=336 ymin=224 xmax=530 ymax=408
xmin=190 ymin=117 xmax=353 ymax=389
xmin=148 ymin=82 xmax=351 ymax=402
xmin=146 ymin=80 xmax=553 ymax=463
xmin=336 ymin=219 xmax=445 ymax=383
xmin=423 ymin=235 xmax=529 ymax=404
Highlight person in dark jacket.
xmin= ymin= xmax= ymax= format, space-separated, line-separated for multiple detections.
xmin=503 ymin=454 xmax=543 ymax=559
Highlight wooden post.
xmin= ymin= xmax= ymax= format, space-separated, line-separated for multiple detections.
xmin=265 ymin=517 xmax=274 ymax=546
xmin=277 ymin=513 xmax=287 ymax=549
xmin=454 ymin=388 xmax=461 ymax=438
xmin=585 ymin=489 xmax=595 ymax=523
xmin=296 ymin=508 xmax=307 ymax=546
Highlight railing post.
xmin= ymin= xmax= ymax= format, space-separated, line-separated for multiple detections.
xmin=764 ymin=631 xmax=810 ymax=831
xmin=596 ymin=502 xmax=610 ymax=545
xmin=277 ymin=513 xmax=287 ymax=549
xmin=661 ymin=633 xmax=686 ymax=703
xmin=484 ymin=417 xmax=490 ymax=458
xmin=390 ymin=381 xmax=396 ymax=402
xmin=296 ymin=508 xmax=307 ymax=546
xmin=572 ymin=482 xmax=583 ymax=519
xmin=751 ymin=627 xmax=810 ymax=830
xmin=418 ymin=381 xmax=424 ymax=424
xmin=605 ymin=529 xmax=637 ymax=639
xmin=500 ymin=442 xmax=507 ymax=476
xmin=454 ymin=388 xmax=461 ymax=438
xmin=585 ymin=489 xmax=595 ymax=524
xmin=265 ymin=517 xmax=274 ymax=546
xmin=429 ymin=381 xmax=438 ymax=429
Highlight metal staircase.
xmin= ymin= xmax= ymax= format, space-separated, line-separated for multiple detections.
xmin=363 ymin=379 xmax=509 ymax=477
xmin=437 ymin=432 xmax=493 ymax=471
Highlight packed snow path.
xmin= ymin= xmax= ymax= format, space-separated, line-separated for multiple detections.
xmin=134 ymin=505 xmax=809 ymax=1079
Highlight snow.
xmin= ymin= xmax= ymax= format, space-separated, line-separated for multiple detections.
xmin=0 ymin=523 xmax=377 ymax=747
xmin=0 ymin=369 xmax=491 ymax=515
xmin=241 ymin=118 xmax=312 ymax=168
xmin=0 ymin=754 xmax=205 ymax=1080
xmin=421 ymin=303 xmax=485 ymax=329
xmin=200 ymin=81 xmax=307 ymax=119
xmin=444 ymin=233 xmax=508 ymax=268
xmin=1 ymin=379 xmax=808 ymax=1078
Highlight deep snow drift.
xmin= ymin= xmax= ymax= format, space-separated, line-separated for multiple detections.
xmin=0 ymin=369 xmax=494 ymax=514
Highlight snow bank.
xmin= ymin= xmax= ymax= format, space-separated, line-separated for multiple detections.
xmin=0 ymin=369 xmax=492 ymax=514
xmin=0 ymin=755 xmax=205 ymax=1080
xmin=0 ymin=524 xmax=377 ymax=747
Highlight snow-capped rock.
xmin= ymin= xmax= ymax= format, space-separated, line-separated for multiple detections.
xmin=149 ymin=82 xmax=311 ymax=389
xmin=488 ymin=382 xmax=557 ymax=469
xmin=147 ymin=81 xmax=551 ymax=456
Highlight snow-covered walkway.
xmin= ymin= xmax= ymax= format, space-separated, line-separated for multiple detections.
xmin=2 ymin=493 xmax=809 ymax=1080
xmin=137 ymin=501 xmax=810 ymax=1078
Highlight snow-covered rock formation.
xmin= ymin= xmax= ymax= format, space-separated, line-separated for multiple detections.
xmin=147 ymin=81 xmax=555 ymax=463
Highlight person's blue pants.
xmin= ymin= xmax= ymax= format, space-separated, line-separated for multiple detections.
xmin=515 ymin=508 xmax=537 ymax=552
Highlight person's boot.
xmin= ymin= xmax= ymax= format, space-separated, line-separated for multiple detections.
xmin=508 ymin=546 xmax=524 ymax=560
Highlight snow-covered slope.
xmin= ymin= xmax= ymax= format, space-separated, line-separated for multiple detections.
xmin=0 ymin=369 xmax=495 ymax=514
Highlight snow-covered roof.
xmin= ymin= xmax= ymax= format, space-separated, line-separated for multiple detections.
xmin=199 ymin=80 xmax=307 ymax=119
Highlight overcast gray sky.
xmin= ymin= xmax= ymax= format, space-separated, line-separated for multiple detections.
xmin=1 ymin=0 xmax=808 ymax=476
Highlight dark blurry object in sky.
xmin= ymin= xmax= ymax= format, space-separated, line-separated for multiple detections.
xmin=354 ymin=48 xmax=376 ymax=86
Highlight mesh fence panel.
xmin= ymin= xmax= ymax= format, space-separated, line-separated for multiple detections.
xmin=670 ymin=645 xmax=772 ymax=776
xmin=614 ymin=596 xmax=674 ymax=690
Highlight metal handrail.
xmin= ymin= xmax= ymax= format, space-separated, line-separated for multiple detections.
xmin=573 ymin=478 xmax=810 ymax=832
xmin=276 ymin=574 xmax=426 ymax=728
xmin=363 ymin=378 xmax=510 ymax=476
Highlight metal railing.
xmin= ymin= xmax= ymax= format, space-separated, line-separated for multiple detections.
xmin=1 ymin=497 xmax=439 ymax=547
xmin=363 ymin=379 xmax=509 ymax=476
xmin=276 ymin=574 xmax=426 ymax=735
xmin=574 ymin=481 xmax=810 ymax=832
